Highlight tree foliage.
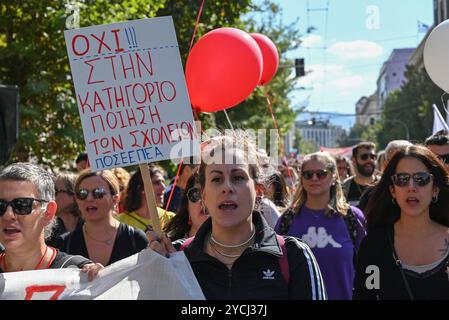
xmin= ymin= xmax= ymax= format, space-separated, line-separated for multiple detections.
xmin=212 ymin=1 xmax=300 ymax=154
xmin=376 ymin=66 xmax=444 ymax=149
xmin=0 ymin=0 xmax=299 ymax=169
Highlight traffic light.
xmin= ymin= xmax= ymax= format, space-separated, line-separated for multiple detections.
xmin=295 ymin=58 xmax=305 ymax=78
xmin=0 ymin=85 xmax=19 ymax=165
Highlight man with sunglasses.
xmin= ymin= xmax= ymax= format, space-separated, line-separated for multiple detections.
xmin=0 ymin=162 xmax=103 ymax=279
xmin=343 ymin=142 xmax=380 ymax=207
xmin=425 ymin=130 xmax=449 ymax=170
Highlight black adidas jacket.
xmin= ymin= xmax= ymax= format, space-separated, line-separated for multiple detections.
xmin=176 ymin=211 xmax=327 ymax=300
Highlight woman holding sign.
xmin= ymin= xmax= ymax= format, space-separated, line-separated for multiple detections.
xmin=148 ymin=132 xmax=326 ymax=299
xmin=56 ymin=169 xmax=149 ymax=266
xmin=0 ymin=163 xmax=102 ymax=281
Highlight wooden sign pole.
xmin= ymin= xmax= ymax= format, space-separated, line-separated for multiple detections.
xmin=139 ymin=163 xmax=162 ymax=237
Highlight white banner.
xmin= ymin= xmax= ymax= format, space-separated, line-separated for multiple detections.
xmin=0 ymin=249 xmax=205 ymax=300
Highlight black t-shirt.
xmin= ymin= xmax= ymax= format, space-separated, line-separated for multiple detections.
xmin=0 ymin=249 xmax=92 ymax=273
xmin=346 ymin=180 xmax=370 ymax=206
xmin=46 ymin=217 xmax=84 ymax=247
xmin=55 ymin=222 xmax=149 ymax=266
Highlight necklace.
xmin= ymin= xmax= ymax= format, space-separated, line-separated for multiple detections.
xmin=210 ymin=229 xmax=256 ymax=248
xmin=83 ymin=222 xmax=117 ymax=246
xmin=0 ymin=246 xmax=56 ymax=272
xmin=209 ymin=240 xmax=241 ymax=258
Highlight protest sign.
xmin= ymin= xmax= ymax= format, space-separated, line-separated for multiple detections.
xmin=0 ymin=249 xmax=204 ymax=300
xmin=65 ymin=17 xmax=199 ymax=171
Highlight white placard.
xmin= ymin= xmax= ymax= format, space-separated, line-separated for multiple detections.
xmin=65 ymin=17 xmax=199 ymax=171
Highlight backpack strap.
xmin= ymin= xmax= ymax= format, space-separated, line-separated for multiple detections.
xmin=276 ymin=234 xmax=290 ymax=284
xmin=278 ymin=209 xmax=295 ymax=235
xmin=343 ymin=206 xmax=359 ymax=266
xmin=179 ymin=236 xmax=194 ymax=251
xmin=343 ymin=206 xmax=358 ymax=246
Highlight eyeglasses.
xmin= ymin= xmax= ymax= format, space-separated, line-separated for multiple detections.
xmin=437 ymin=153 xmax=449 ymax=164
xmin=302 ymin=169 xmax=329 ymax=180
xmin=55 ymin=189 xmax=74 ymax=196
xmin=186 ymin=187 xmax=201 ymax=203
xmin=391 ymin=172 xmax=433 ymax=187
xmin=0 ymin=198 xmax=49 ymax=216
xmin=76 ymin=187 xmax=108 ymax=200
xmin=359 ymin=153 xmax=377 ymax=161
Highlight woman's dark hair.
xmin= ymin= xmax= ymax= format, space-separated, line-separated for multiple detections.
xmin=365 ymin=144 xmax=449 ymax=230
xmin=123 ymin=165 xmax=166 ymax=212
xmin=163 ymin=175 xmax=199 ymax=240
xmin=267 ymin=172 xmax=289 ymax=207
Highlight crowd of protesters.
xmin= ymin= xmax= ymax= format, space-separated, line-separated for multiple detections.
xmin=1 ymin=129 xmax=449 ymax=299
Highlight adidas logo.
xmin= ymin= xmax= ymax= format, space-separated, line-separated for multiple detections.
xmin=262 ymin=269 xmax=275 ymax=280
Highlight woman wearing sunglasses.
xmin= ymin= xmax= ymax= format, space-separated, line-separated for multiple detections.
xmin=148 ymin=133 xmax=326 ymax=299
xmin=0 ymin=163 xmax=102 ymax=280
xmin=163 ymin=175 xmax=209 ymax=241
xmin=275 ymin=152 xmax=366 ymax=300
xmin=354 ymin=145 xmax=449 ymax=300
xmin=56 ymin=170 xmax=148 ymax=266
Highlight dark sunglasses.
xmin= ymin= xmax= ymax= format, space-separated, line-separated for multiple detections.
xmin=0 ymin=198 xmax=49 ymax=216
xmin=391 ymin=172 xmax=433 ymax=187
xmin=55 ymin=188 xmax=74 ymax=196
xmin=359 ymin=153 xmax=377 ymax=161
xmin=76 ymin=187 xmax=108 ymax=200
xmin=302 ymin=169 xmax=329 ymax=180
xmin=437 ymin=153 xmax=449 ymax=164
xmin=186 ymin=187 xmax=201 ymax=203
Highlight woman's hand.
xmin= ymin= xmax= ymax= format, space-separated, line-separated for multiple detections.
xmin=81 ymin=263 xmax=104 ymax=282
xmin=146 ymin=232 xmax=176 ymax=258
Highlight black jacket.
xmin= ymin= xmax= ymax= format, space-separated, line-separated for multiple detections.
xmin=353 ymin=225 xmax=449 ymax=300
xmin=176 ymin=212 xmax=326 ymax=300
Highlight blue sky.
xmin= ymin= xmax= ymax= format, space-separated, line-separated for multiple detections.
xmin=271 ymin=0 xmax=434 ymax=130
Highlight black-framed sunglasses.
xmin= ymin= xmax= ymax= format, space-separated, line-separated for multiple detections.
xmin=55 ymin=188 xmax=74 ymax=196
xmin=391 ymin=172 xmax=433 ymax=187
xmin=437 ymin=153 xmax=449 ymax=164
xmin=359 ymin=153 xmax=377 ymax=161
xmin=186 ymin=187 xmax=201 ymax=203
xmin=0 ymin=198 xmax=49 ymax=216
xmin=302 ymin=169 xmax=329 ymax=180
xmin=76 ymin=187 xmax=108 ymax=200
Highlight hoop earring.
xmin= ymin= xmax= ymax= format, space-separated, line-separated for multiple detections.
xmin=432 ymin=195 xmax=438 ymax=203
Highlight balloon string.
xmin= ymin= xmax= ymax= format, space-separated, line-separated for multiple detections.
xmin=223 ymin=110 xmax=235 ymax=130
xmin=189 ymin=0 xmax=206 ymax=53
xmin=163 ymin=158 xmax=184 ymax=223
xmin=263 ymin=87 xmax=296 ymax=193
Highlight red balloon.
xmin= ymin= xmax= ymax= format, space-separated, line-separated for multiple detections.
xmin=186 ymin=28 xmax=263 ymax=112
xmin=250 ymin=33 xmax=279 ymax=85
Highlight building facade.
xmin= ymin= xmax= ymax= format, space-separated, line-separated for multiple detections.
xmin=296 ymin=120 xmax=345 ymax=149
xmin=355 ymin=93 xmax=379 ymax=126
xmin=377 ymin=48 xmax=414 ymax=107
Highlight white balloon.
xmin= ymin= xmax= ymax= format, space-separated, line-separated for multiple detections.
xmin=424 ymin=19 xmax=449 ymax=92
